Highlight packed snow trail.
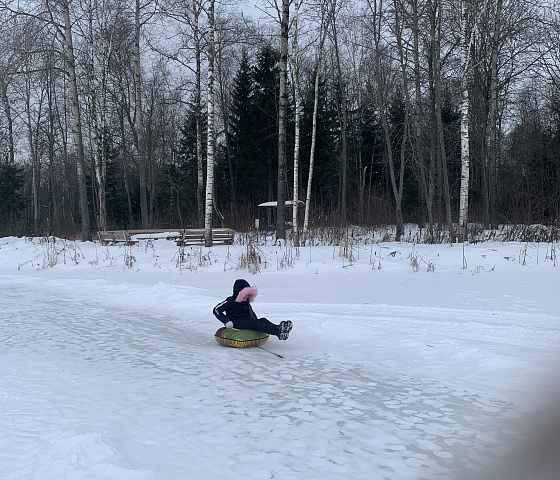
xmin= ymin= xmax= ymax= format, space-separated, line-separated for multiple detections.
xmin=1 ymin=278 xmax=543 ymax=480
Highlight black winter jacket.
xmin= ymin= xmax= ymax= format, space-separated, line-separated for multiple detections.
xmin=213 ymin=279 xmax=257 ymax=324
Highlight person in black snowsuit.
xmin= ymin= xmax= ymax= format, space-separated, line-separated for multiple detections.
xmin=213 ymin=279 xmax=293 ymax=340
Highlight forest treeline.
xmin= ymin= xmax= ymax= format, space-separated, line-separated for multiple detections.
xmin=0 ymin=0 xmax=559 ymax=241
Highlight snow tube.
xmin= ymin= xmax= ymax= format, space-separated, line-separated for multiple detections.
xmin=215 ymin=327 xmax=269 ymax=348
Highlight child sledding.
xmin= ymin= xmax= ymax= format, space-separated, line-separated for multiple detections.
xmin=213 ymin=279 xmax=293 ymax=341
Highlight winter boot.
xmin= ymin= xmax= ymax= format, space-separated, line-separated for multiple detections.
xmin=277 ymin=320 xmax=293 ymax=340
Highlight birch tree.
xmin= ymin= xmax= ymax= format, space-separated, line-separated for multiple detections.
xmin=458 ymin=0 xmax=476 ymax=243
xmin=290 ymin=0 xmax=301 ymax=236
xmin=303 ymin=0 xmax=336 ymax=232
xmin=203 ymin=0 xmax=215 ymax=247
xmin=276 ymin=0 xmax=289 ymax=241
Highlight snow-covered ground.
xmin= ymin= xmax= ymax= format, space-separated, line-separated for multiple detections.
xmin=1 ymin=234 xmax=559 ymax=479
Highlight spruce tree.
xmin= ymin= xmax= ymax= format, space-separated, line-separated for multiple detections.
xmin=229 ymin=46 xmax=280 ymax=207
xmin=229 ymin=51 xmax=256 ymax=203
xmin=251 ymin=46 xmax=280 ymax=204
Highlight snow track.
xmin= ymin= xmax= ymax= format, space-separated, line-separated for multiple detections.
xmin=1 ymin=280 xmax=544 ymax=480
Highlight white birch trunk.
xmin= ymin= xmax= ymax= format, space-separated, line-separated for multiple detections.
xmin=303 ymin=0 xmax=335 ymax=233
xmin=204 ymin=0 xmax=215 ymax=247
xmin=302 ymin=58 xmax=321 ymax=233
xmin=458 ymin=0 xmax=471 ymax=243
xmin=290 ymin=0 xmax=301 ymax=237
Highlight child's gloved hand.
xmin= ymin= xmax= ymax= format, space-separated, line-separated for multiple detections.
xmin=225 ymin=321 xmax=233 ymax=329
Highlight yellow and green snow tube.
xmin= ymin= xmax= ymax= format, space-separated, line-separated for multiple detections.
xmin=215 ymin=327 xmax=269 ymax=348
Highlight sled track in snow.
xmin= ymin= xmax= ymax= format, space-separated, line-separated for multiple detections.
xmin=0 ymin=281 xmax=539 ymax=480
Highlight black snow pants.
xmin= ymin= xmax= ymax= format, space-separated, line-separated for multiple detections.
xmin=232 ymin=316 xmax=278 ymax=335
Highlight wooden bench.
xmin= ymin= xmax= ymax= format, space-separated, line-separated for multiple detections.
xmin=97 ymin=230 xmax=137 ymax=245
xmin=176 ymin=228 xmax=235 ymax=246
xmin=97 ymin=228 xmax=235 ymax=246
xmin=127 ymin=229 xmax=182 ymax=241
